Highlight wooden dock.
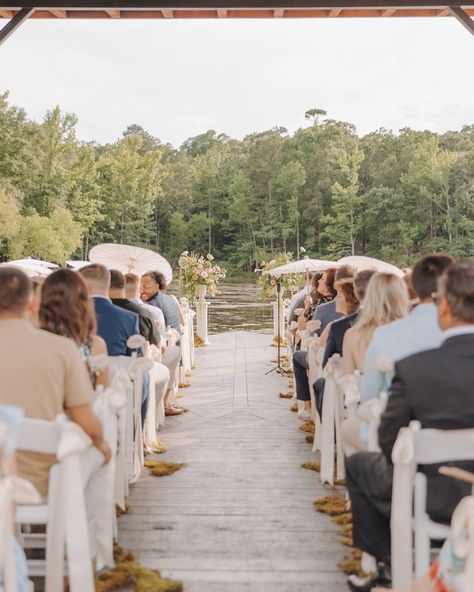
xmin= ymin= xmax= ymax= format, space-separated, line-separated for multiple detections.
xmin=118 ymin=331 xmax=348 ymax=592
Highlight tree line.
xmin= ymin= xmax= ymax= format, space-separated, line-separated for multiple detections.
xmin=1 ymin=93 xmax=473 ymax=269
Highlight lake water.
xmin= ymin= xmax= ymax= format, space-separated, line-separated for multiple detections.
xmin=173 ymin=276 xmax=273 ymax=334
xmin=207 ymin=278 xmax=273 ymax=334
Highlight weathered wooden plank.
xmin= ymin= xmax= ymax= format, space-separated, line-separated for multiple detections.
xmin=118 ymin=332 xmax=347 ymax=588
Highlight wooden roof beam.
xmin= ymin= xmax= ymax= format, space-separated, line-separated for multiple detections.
xmin=448 ymin=5 xmax=474 ymax=35
xmin=0 ymin=7 xmax=34 ymax=45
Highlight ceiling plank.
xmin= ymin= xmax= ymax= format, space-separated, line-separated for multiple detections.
xmin=1 ymin=1 xmax=473 ymax=9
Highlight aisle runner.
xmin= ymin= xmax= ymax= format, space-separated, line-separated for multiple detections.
xmin=118 ymin=332 xmax=348 ymax=592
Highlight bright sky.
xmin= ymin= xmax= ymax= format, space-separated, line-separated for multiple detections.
xmin=1 ymin=16 xmax=473 ymax=147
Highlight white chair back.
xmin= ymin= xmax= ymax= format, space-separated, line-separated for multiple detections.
xmin=16 ymin=416 xmax=94 ymax=592
xmin=391 ymin=421 xmax=474 ymax=588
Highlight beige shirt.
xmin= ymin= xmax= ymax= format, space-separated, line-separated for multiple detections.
xmin=0 ymin=319 xmax=92 ymax=495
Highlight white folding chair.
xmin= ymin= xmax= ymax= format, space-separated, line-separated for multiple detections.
xmin=15 ymin=416 xmax=95 ymax=592
xmin=319 ymin=356 xmax=345 ymax=484
xmin=391 ymin=421 xmax=474 ymax=587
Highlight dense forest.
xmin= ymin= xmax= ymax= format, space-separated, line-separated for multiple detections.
xmin=1 ymin=92 xmax=473 ymax=270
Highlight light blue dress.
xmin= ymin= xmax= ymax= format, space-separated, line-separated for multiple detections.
xmin=0 ymin=405 xmax=30 ymax=592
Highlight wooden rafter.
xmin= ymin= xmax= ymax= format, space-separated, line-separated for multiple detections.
xmin=0 ymin=7 xmax=34 ymax=45
xmin=448 ymin=5 xmax=474 ymax=34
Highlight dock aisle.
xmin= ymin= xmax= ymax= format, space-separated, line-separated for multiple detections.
xmin=118 ymin=331 xmax=348 ymax=591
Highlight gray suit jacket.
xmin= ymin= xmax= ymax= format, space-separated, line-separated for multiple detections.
xmin=311 ymin=300 xmax=342 ymax=335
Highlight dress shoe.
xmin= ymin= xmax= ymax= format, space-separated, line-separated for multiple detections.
xmin=347 ymin=562 xmax=391 ymax=592
xmin=297 ymin=409 xmax=312 ymax=421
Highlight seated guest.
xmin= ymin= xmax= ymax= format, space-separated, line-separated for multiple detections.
xmin=312 ymin=266 xmax=352 ymax=334
xmin=345 ymin=260 xmax=474 ymax=591
xmin=125 ymin=272 xmax=166 ymax=339
xmin=286 ymin=275 xmax=312 ymax=323
xmin=293 ymin=265 xmax=353 ymax=419
xmin=125 ymin=273 xmax=182 ymax=417
xmin=39 ymin=269 xmax=109 ymax=390
xmin=312 ymin=277 xmax=360 ymax=419
xmin=362 ymin=254 xmax=453 ymax=403
xmin=321 ymin=270 xmax=376 ymax=367
xmin=0 ymin=267 xmax=110 ymax=497
xmin=140 ymin=271 xmax=183 ymax=335
xmin=79 ymin=264 xmax=139 ymax=357
xmin=109 ymin=269 xmax=159 ymax=346
xmin=341 ymin=273 xmax=408 ymax=377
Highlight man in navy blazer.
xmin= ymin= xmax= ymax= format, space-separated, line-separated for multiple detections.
xmin=79 ymin=264 xmax=139 ymax=356
xmin=80 ymin=264 xmax=151 ymax=425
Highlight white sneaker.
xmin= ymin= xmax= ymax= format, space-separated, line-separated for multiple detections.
xmin=297 ymin=409 xmax=312 ymax=421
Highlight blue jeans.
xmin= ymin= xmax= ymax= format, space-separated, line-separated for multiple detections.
xmin=141 ymin=370 xmax=150 ymax=426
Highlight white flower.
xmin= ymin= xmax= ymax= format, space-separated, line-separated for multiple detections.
xmin=207 ymin=253 xmax=214 ymax=261
xmin=375 ymin=356 xmax=395 ymax=373
xmin=201 ymin=271 xmax=209 ymax=279
xmin=300 ymin=246 xmax=306 ymax=253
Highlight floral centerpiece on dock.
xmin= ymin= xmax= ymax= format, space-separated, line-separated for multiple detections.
xmin=178 ymin=251 xmax=227 ymax=300
xmin=257 ymin=252 xmax=302 ymax=300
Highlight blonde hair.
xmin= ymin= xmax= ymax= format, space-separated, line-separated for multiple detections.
xmin=354 ymin=273 xmax=409 ymax=346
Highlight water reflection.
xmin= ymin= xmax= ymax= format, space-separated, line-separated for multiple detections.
xmin=207 ymin=279 xmax=272 ymax=334
xmin=172 ymin=275 xmax=273 ymax=334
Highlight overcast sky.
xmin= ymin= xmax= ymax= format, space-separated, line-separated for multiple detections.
xmin=0 ymin=16 xmax=473 ymax=147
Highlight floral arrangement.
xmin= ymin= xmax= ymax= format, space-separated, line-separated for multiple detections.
xmin=178 ymin=251 xmax=227 ymax=300
xmin=256 ymin=252 xmax=303 ymax=300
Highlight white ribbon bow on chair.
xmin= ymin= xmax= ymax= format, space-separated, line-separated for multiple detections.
xmin=93 ymin=387 xmax=126 ymax=570
xmin=47 ymin=416 xmax=94 ymax=592
xmin=391 ymin=426 xmax=416 ymax=588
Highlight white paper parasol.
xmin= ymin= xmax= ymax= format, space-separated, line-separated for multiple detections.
xmin=0 ymin=259 xmax=55 ymax=278
xmin=264 ymin=257 xmax=339 ymax=278
xmin=88 ymin=243 xmax=173 ymax=284
xmin=337 ymin=255 xmax=404 ymax=278
xmin=67 ymin=260 xmax=91 ymax=270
